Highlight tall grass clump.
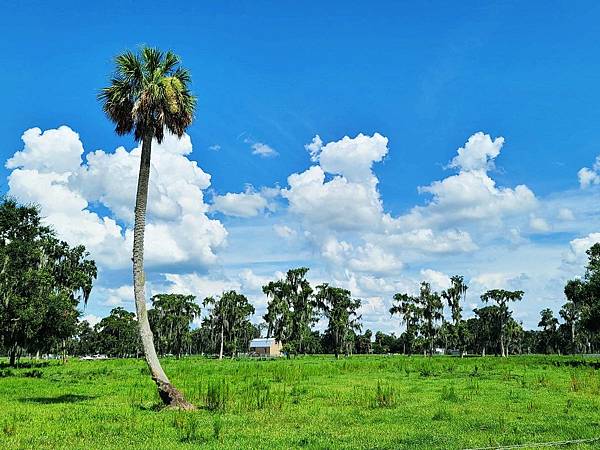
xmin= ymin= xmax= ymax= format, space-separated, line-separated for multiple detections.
xmin=205 ymin=379 xmax=230 ymax=412
xmin=441 ymin=385 xmax=458 ymax=402
xmin=173 ymin=413 xmax=202 ymax=443
xmin=371 ymin=381 xmax=396 ymax=408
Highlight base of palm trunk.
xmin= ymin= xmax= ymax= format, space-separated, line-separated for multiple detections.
xmin=156 ymin=379 xmax=196 ymax=410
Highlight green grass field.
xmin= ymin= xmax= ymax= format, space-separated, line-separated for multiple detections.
xmin=1 ymin=355 xmax=600 ymax=449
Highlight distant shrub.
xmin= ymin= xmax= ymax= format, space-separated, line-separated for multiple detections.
xmin=371 ymin=381 xmax=396 ymax=408
xmin=22 ymin=369 xmax=43 ymax=378
xmin=419 ymin=365 xmax=436 ymax=378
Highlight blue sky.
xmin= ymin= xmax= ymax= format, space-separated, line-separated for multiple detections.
xmin=2 ymin=1 xmax=600 ymax=331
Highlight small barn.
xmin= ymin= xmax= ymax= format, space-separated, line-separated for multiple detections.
xmin=249 ymin=338 xmax=283 ymax=357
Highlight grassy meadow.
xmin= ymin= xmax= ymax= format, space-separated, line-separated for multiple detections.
xmin=1 ymin=355 xmax=600 ymax=449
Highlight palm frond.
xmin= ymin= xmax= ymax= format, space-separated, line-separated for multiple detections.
xmin=114 ymin=51 xmax=143 ymax=85
xmin=99 ymin=46 xmax=196 ymax=142
xmin=141 ymin=46 xmax=163 ymax=74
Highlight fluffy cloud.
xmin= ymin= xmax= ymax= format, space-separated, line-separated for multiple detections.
xmin=420 ymin=269 xmax=451 ymax=291
xmin=471 ymin=272 xmax=529 ymax=292
xmin=404 ymin=171 xmax=536 ymax=229
xmin=6 ymin=126 xmax=84 ymax=173
xmin=96 ymin=285 xmax=135 ymax=306
xmin=250 ymin=142 xmax=278 ymax=158
xmin=348 ymin=243 xmax=403 ymax=275
xmin=6 ymin=126 xmax=227 ymax=270
xmin=82 ymin=314 xmax=102 ymax=327
xmin=283 ymin=166 xmax=383 ymax=231
xmin=273 ymin=224 xmax=296 ymax=239
xmin=557 ymin=208 xmax=575 ymax=221
xmin=563 ymin=232 xmax=600 ymax=266
xmin=448 ymin=132 xmax=503 ymax=172
xmin=282 ymin=131 xmax=534 ymax=281
xmin=375 ymin=227 xmax=477 ymax=254
xmin=308 ymin=132 xmax=388 ymax=182
xmin=163 ymin=273 xmax=241 ymax=301
xmin=211 ymin=188 xmax=270 ymax=218
xmin=578 ymin=156 xmax=600 ymax=188
xmin=529 ymin=215 xmax=551 ymax=232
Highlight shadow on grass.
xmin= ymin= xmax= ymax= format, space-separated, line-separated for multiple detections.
xmin=0 ymin=361 xmax=50 ymax=369
xmin=19 ymin=394 xmax=97 ymax=404
xmin=554 ymin=359 xmax=600 ymax=370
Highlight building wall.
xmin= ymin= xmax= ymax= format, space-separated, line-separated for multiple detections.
xmin=250 ymin=341 xmax=283 ymax=357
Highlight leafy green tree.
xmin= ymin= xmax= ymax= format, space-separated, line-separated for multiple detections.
xmin=505 ymin=318 xmax=525 ymax=355
xmin=315 ymin=284 xmax=362 ymax=358
xmin=263 ymin=268 xmax=316 ymax=354
xmin=203 ymin=290 xmax=255 ymax=359
xmin=480 ymin=289 xmax=524 ymax=357
xmin=442 ymin=276 xmax=468 ymax=325
xmin=538 ymin=308 xmax=559 ymax=353
xmin=149 ymin=294 xmax=200 ymax=358
xmin=99 ymin=46 xmax=196 ymax=409
xmin=355 ymin=329 xmax=373 ymax=354
xmin=69 ymin=320 xmax=99 ymax=356
xmin=95 ymin=308 xmax=140 ymax=357
xmin=389 ymin=292 xmax=420 ymax=355
xmin=580 ymin=244 xmax=600 ymax=334
xmin=0 ymin=199 xmax=96 ymax=365
xmin=472 ymin=306 xmax=502 ymax=355
xmin=391 ymin=282 xmax=443 ymax=356
xmin=418 ymin=282 xmax=444 ymax=356
xmin=560 ymin=282 xmax=582 ymax=353
xmin=441 ymin=275 xmax=468 ymax=353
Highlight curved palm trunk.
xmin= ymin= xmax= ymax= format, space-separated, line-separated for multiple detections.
xmin=133 ymin=135 xmax=194 ymax=410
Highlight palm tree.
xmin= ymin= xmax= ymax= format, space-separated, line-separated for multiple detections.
xmin=98 ymin=46 xmax=196 ymax=409
xmin=480 ymin=289 xmax=524 ymax=357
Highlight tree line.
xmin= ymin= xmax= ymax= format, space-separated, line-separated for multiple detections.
xmin=65 ymin=249 xmax=600 ymax=360
xmin=4 ymin=197 xmax=600 ymax=364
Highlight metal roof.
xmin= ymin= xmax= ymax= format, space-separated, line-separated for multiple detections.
xmin=249 ymin=338 xmax=277 ymax=347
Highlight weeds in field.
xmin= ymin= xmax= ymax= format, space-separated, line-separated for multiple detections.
xmin=371 ymin=381 xmax=396 ymax=408
xmin=205 ymin=379 xmax=230 ymax=411
xmin=564 ymin=398 xmax=574 ymax=414
xmin=2 ymin=414 xmax=17 ymax=436
xmin=290 ymin=385 xmax=308 ymax=404
xmin=537 ymin=375 xmax=548 ymax=387
xmin=173 ymin=413 xmax=203 ymax=443
xmin=570 ymin=373 xmax=580 ymax=392
xmin=2 ymin=355 xmax=600 ymax=448
xmin=213 ymin=415 xmax=223 ymax=441
xmin=432 ymin=407 xmax=451 ymax=421
xmin=441 ymin=385 xmax=458 ymax=402
xmin=419 ymin=365 xmax=436 ymax=378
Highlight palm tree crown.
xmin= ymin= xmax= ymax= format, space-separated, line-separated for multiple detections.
xmin=99 ymin=46 xmax=196 ymax=143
